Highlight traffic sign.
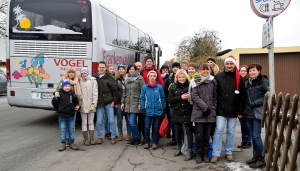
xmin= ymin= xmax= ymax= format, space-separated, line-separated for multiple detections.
xmin=262 ymin=17 xmax=273 ymax=48
xmin=250 ymin=0 xmax=291 ymax=18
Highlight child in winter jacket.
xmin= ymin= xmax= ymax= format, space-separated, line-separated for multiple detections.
xmin=52 ymin=79 xmax=79 ymax=151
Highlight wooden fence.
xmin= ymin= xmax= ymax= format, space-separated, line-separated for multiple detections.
xmin=262 ymin=92 xmax=300 ymax=171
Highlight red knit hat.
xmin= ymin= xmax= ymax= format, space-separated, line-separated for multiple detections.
xmin=225 ymin=55 xmax=240 ymax=94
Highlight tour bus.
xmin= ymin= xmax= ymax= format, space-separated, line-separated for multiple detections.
xmin=5 ymin=0 xmax=162 ymax=109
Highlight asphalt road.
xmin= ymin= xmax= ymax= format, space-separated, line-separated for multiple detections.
xmin=0 ymin=94 xmax=264 ymax=171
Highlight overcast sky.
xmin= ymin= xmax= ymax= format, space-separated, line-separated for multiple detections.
xmin=100 ymin=0 xmax=300 ymax=64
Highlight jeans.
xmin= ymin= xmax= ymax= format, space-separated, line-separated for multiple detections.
xmin=212 ymin=116 xmax=237 ymax=156
xmin=66 ymin=111 xmax=77 ymax=139
xmin=96 ymin=104 xmax=116 ymax=138
xmin=239 ymin=117 xmax=252 ymax=142
xmin=169 ymin=107 xmax=176 ymax=142
xmin=144 ymin=116 xmax=160 ymax=145
xmin=247 ymin=118 xmax=263 ymax=155
xmin=115 ymin=104 xmax=131 ymax=136
xmin=104 ymin=111 xmax=110 ymax=134
xmin=195 ymin=122 xmax=212 ymax=148
xmin=59 ymin=116 xmax=75 ymax=143
xmin=128 ymin=113 xmax=140 ymax=139
xmin=175 ymin=122 xmax=193 ymax=149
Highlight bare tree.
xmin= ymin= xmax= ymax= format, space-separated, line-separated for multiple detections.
xmin=0 ymin=0 xmax=8 ymax=38
xmin=176 ymin=28 xmax=222 ymax=62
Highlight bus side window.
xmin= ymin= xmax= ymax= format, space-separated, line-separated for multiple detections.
xmin=117 ymin=17 xmax=130 ymax=48
xmin=129 ymin=25 xmax=139 ymax=51
xmin=101 ymin=7 xmax=118 ymax=46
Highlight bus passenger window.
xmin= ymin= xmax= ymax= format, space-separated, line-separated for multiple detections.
xmin=117 ymin=17 xmax=130 ymax=48
xmin=129 ymin=25 xmax=139 ymax=50
xmin=101 ymin=7 xmax=118 ymax=45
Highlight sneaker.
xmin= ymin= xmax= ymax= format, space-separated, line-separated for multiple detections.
xmin=144 ymin=144 xmax=150 ymax=149
xmin=152 ymin=144 xmax=158 ymax=150
xmin=225 ymin=154 xmax=233 ymax=162
xmin=127 ymin=138 xmax=135 ymax=146
xmin=237 ymin=142 xmax=247 ymax=148
xmin=247 ymin=142 xmax=252 ymax=148
xmin=70 ymin=143 xmax=78 ymax=150
xmin=131 ymin=139 xmax=141 ymax=146
xmin=58 ymin=143 xmax=66 ymax=151
xmin=210 ymin=156 xmax=218 ymax=163
xmin=65 ymin=138 xmax=70 ymax=147
xmin=167 ymin=141 xmax=176 ymax=146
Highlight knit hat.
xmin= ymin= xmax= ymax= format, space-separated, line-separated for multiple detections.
xmin=224 ymin=55 xmax=240 ymax=94
xmin=118 ymin=64 xmax=126 ymax=70
xmin=80 ymin=67 xmax=89 ymax=75
xmin=62 ymin=79 xmax=71 ymax=88
xmin=172 ymin=62 xmax=181 ymax=68
xmin=207 ymin=57 xmax=216 ymax=63
xmin=145 ymin=54 xmax=153 ymax=62
xmin=147 ymin=70 xmax=157 ymax=78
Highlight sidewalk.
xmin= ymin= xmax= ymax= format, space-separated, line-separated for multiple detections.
xmin=85 ymin=120 xmax=266 ymax=171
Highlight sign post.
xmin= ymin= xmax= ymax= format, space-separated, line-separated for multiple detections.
xmin=250 ymin=0 xmax=291 ymax=103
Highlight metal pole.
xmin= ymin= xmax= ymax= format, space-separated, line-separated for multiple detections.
xmin=268 ymin=43 xmax=275 ymax=104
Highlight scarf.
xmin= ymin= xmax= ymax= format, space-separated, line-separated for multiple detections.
xmin=148 ymin=81 xmax=157 ymax=88
xmin=188 ymin=73 xmax=199 ymax=81
xmin=188 ymin=74 xmax=214 ymax=104
xmin=69 ymin=78 xmax=82 ymax=99
xmin=125 ymin=71 xmax=140 ymax=84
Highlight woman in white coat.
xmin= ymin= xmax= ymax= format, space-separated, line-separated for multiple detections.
xmin=79 ymin=68 xmax=98 ymax=146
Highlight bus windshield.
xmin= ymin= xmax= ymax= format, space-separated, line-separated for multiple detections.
xmin=9 ymin=0 xmax=92 ymax=41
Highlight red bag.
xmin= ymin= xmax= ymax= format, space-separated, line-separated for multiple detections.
xmin=159 ymin=115 xmax=169 ymax=137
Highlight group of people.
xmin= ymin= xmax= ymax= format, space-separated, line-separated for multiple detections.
xmin=51 ymin=54 xmax=269 ymax=169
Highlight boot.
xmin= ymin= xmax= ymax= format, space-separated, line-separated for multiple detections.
xmin=131 ymin=139 xmax=141 ymax=146
xmin=196 ymin=148 xmax=203 ymax=163
xmin=89 ymin=130 xmax=95 ymax=145
xmin=174 ymin=145 xmax=182 ymax=157
xmin=184 ymin=149 xmax=192 ymax=161
xmin=249 ymin=155 xmax=266 ymax=168
xmin=82 ymin=131 xmax=90 ymax=146
xmin=246 ymin=151 xmax=258 ymax=164
xmin=203 ymin=147 xmax=210 ymax=163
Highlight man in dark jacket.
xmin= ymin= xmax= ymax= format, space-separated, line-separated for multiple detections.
xmin=94 ymin=61 xmax=118 ymax=145
xmin=211 ymin=56 xmax=246 ymax=163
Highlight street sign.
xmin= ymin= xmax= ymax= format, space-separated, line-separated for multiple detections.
xmin=250 ymin=0 xmax=291 ymax=18
xmin=262 ymin=17 xmax=274 ymax=48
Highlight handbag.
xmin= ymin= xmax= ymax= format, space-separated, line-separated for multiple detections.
xmin=247 ymin=91 xmax=263 ymax=120
xmin=158 ymin=115 xmax=169 ymax=137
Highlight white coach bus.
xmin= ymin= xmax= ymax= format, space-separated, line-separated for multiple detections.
xmin=5 ymin=0 xmax=162 ymax=109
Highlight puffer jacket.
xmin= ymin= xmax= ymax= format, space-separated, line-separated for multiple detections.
xmin=121 ymin=74 xmax=144 ymax=113
xmin=168 ymin=80 xmax=192 ymax=123
xmin=52 ymin=89 xmax=79 ymax=118
xmin=140 ymin=82 xmax=166 ymax=116
xmin=93 ymin=72 xmax=118 ymax=107
xmin=244 ymin=74 xmax=269 ymax=118
xmin=191 ymin=79 xmax=217 ymax=123
xmin=79 ymin=76 xmax=98 ymax=113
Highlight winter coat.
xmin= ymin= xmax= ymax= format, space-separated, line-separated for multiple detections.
xmin=168 ymin=80 xmax=192 ymax=123
xmin=141 ymin=65 xmax=164 ymax=88
xmin=164 ymin=73 xmax=175 ymax=104
xmin=93 ymin=72 xmax=118 ymax=107
xmin=191 ymin=79 xmax=217 ymax=123
xmin=52 ymin=89 xmax=79 ymax=118
xmin=215 ymin=71 xmax=246 ymax=118
xmin=79 ymin=76 xmax=98 ymax=113
xmin=55 ymin=79 xmax=83 ymax=106
xmin=121 ymin=75 xmax=145 ymax=113
xmin=140 ymin=82 xmax=166 ymax=117
xmin=116 ymin=76 xmax=125 ymax=104
xmin=244 ymin=74 xmax=269 ymax=119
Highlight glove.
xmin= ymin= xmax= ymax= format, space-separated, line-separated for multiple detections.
xmin=249 ymin=102 xmax=256 ymax=108
xmin=140 ymin=109 xmax=146 ymax=117
xmin=89 ymin=105 xmax=96 ymax=112
xmin=203 ymin=107 xmax=211 ymax=117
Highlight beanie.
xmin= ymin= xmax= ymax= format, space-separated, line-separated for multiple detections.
xmin=118 ymin=64 xmax=126 ymax=70
xmin=145 ymin=54 xmax=153 ymax=62
xmin=62 ymin=79 xmax=71 ymax=88
xmin=207 ymin=57 xmax=216 ymax=63
xmin=80 ymin=67 xmax=89 ymax=75
xmin=225 ymin=55 xmax=240 ymax=94
xmin=147 ymin=70 xmax=157 ymax=78
xmin=172 ymin=62 xmax=181 ymax=68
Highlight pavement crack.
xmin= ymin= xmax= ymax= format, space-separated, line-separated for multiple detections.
xmin=148 ymin=149 xmax=176 ymax=163
xmin=160 ymin=145 xmax=166 ymax=155
xmin=108 ymin=146 xmax=128 ymax=171
xmin=127 ymin=158 xmax=144 ymax=171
